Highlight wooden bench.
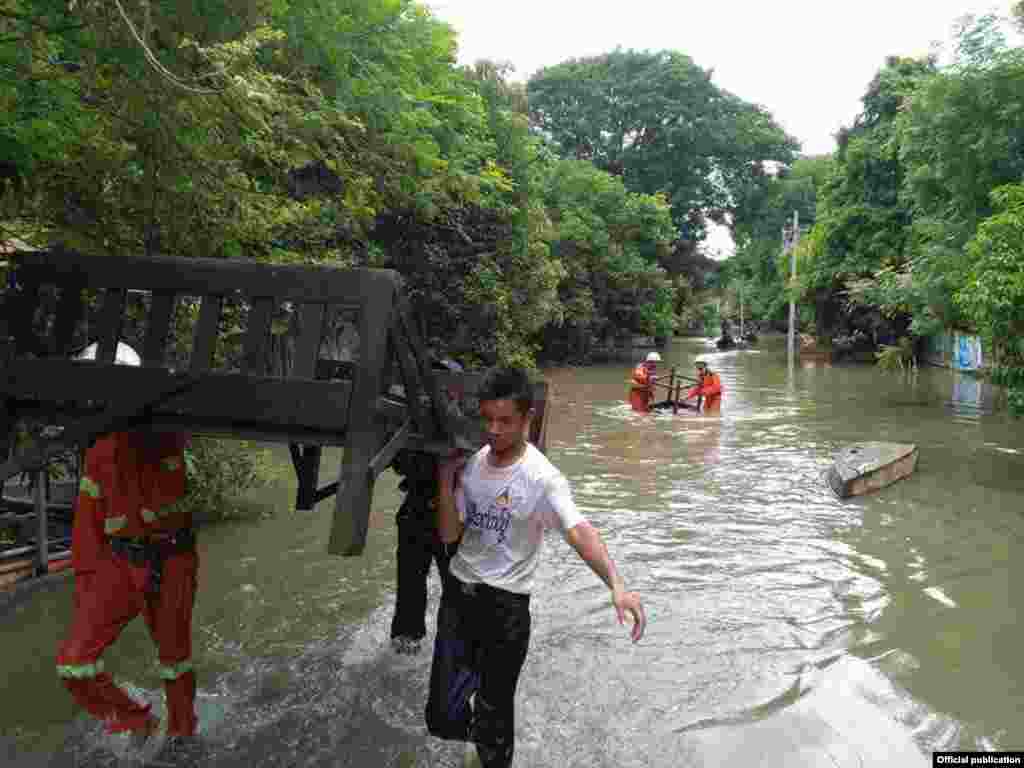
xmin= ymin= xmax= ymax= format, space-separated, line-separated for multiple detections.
xmin=0 ymin=249 xmax=548 ymax=570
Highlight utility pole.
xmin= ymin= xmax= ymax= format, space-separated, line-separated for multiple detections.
xmin=786 ymin=210 xmax=800 ymax=366
xmin=739 ymin=284 xmax=744 ymax=339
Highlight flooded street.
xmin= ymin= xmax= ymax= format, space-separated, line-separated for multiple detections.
xmin=4 ymin=334 xmax=1024 ymax=766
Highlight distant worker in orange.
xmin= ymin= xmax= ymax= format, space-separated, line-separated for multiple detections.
xmin=686 ymin=359 xmax=722 ymax=413
xmin=628 ymin=352 xmax=661 ymax=412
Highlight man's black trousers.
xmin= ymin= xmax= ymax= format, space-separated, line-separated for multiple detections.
xmin=425 ymin=577 xmax=531 ymax=768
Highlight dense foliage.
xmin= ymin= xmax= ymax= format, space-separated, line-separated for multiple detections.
xmin=719 ymin=12 xmax=1024 ymax=413
xmin=2 ymin=4 xmax=795 ymax=368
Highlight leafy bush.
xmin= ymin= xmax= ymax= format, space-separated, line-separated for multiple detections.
xmin=875 ymin=338 xmax=916 ymax=373
xmin=956 ymin=184 xmax=1024 ymax=416
xmin=183 ymin=438 xmax=279 ymax=519
xmin=701 ymin=303 xmax=721 ymax=336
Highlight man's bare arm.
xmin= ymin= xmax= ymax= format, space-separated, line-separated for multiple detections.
xmin=566 ymin=521 xmax=646 ymax=642
xmin=566 ymin=521 xmax=625 ymax=592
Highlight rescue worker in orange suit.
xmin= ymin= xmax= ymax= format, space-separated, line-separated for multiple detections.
xmin=56 ymin=342 xmax=199 ymax=753
xmin=628 ymin=352 xmax=661 ymax=412
xmin=686 ymin=359 xmax=723 ymax=413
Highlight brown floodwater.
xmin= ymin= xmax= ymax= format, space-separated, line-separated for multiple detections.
xmin=3 ymin=334 xmax=1023 ymax=766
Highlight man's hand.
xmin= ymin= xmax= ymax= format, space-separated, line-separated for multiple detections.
xmin=612 ymin=588 xmax=646 ymax=643
xmin=436 ymin=449 xmax=468 ymax=544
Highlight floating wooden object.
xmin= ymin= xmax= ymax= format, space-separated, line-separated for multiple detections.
xmin=827 ymin=442 xmax=918 ymax=498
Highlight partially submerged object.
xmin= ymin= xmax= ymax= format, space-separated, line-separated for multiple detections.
xmin=827 ymin=442 xmax=918 ymax=498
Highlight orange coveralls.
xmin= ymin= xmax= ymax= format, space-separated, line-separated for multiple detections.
xmin=687 ymin=372 xmax=723 ymax=412
xmin=628 ymin=363 xmax=656 ymax=412
xmin=56 ymin=431 xmax=198 ymax=737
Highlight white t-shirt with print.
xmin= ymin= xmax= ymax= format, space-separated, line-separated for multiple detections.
xmin=450 ymin=442 xmax=585 ymax=595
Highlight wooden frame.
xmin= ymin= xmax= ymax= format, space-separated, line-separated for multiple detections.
xmin=1 ymin=249 xmax=533 ymax=558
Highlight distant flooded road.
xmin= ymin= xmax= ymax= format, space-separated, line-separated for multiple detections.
xmin=4 ymin=334 xmax=1023 ymax=766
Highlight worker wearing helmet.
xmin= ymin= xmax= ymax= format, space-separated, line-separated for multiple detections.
xmin=628 ymin=351 xmax=661 ymax=413
xmin=56 ymin=341 xmax=199 ymax=759
xmin=686 ymin=359 xmax=722 ymax=412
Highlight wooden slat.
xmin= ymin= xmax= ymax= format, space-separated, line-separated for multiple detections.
xmin=191 ymin=295 xmax=222 ymax=372
xmin=2 ymin=360 xmax=355 ymax=433
xmin=0 ymin=373 xmax=203 ymax=483
xmin=143 ymin=293 xmax=175 ymax=366
xmin=532 ymin=383 xmax=550 ymax=454
xmin=140 ymin=419 xmax=350 ymax=447
xmin=293 ymin=303 xmax=325 ymax=379
xmin=397 ymin=296 xmax=435 ymax=387
xmin=389 ymin=313 xmax=432 ymax=437
xmin=96 ymin=288 xmax=127 ymax=363
xmin=368 ymin=419 xmax=412 ymax=479
xmin=329 ymin=276 xmax=397 ymax=556
xmin=10 ymin=280 xmax=43 ymax=357
xmin=52 ymin=283 xmax=83 ymax=357
xmin=14 ymin=251 xmax=403 ymax=306
xmin=244 ymin=298 xmax=274 ymax=375
xmin=4 ymin=411 xmax=352 ymax=449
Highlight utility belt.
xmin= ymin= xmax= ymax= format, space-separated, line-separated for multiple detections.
xmin=108 ymin=528 xmax=196 ymax=594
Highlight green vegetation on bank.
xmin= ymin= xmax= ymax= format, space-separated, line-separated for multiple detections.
xmin=720 ymin=10 xmax=1024 ymax=414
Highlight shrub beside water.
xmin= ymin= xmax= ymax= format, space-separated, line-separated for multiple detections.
xmin=183 ymin=438 xmax=279 ymax=520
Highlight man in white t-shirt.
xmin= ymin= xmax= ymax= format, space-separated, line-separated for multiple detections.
xmin=424 ymin=367 xmax=646 ymax=768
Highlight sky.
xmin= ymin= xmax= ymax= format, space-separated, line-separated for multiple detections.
xmin=427 ymin=0 xmax=1019 ymax=257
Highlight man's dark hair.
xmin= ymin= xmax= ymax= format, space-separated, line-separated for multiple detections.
xmin=477 ymin=366 xmax=533 ymax=414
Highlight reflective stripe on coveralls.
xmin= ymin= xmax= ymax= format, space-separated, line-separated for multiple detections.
xmin=158 ymin=659 xmax=194 ymax=680
xmin=156 ymin=499 xmax=188 ymax=519
xmin=79 ymin=476 xmax=102 ymax=498
xmin=57 ymin=659 xmax=106 ymax=679
xmin=104 ymin=516 xmax=128 ymax=534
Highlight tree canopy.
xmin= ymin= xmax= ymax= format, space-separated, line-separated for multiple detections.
xmin=527 ymin=48 xmax=799 ymax=237
xmin=719 ymin=11 xmax=1024 ymax=413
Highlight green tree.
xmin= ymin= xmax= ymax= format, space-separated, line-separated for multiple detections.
xmin=527 ymin=48 xmax=798 ymax=236
xmin=726 ymin=155 xmax=827 ymax=329
xmin=796 ymin=56 xmax=936 ymax=339
xmin=536 ymin=158 xmax=676 ymax=360
xmin=956 ymin=184 xmax=1024 ymax=414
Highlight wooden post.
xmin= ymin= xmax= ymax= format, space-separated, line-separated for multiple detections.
xmin=787 ymin=210 xmax=799 ymax=368
xmin=34 ymin=468 xmax=47 ymax=576
xmin=739 ymin=285 xmax=744 ymax=339
xmin=329 ymin=275 xmax=397 ymax=557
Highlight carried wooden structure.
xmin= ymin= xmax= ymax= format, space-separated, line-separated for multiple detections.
xmin=826 ymin=442 xmax=919 ymax=498
xmin=627 ymin=366 xmax=700 ymax=413
xmin=0 ymin=249 xmax=549 ymax=575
